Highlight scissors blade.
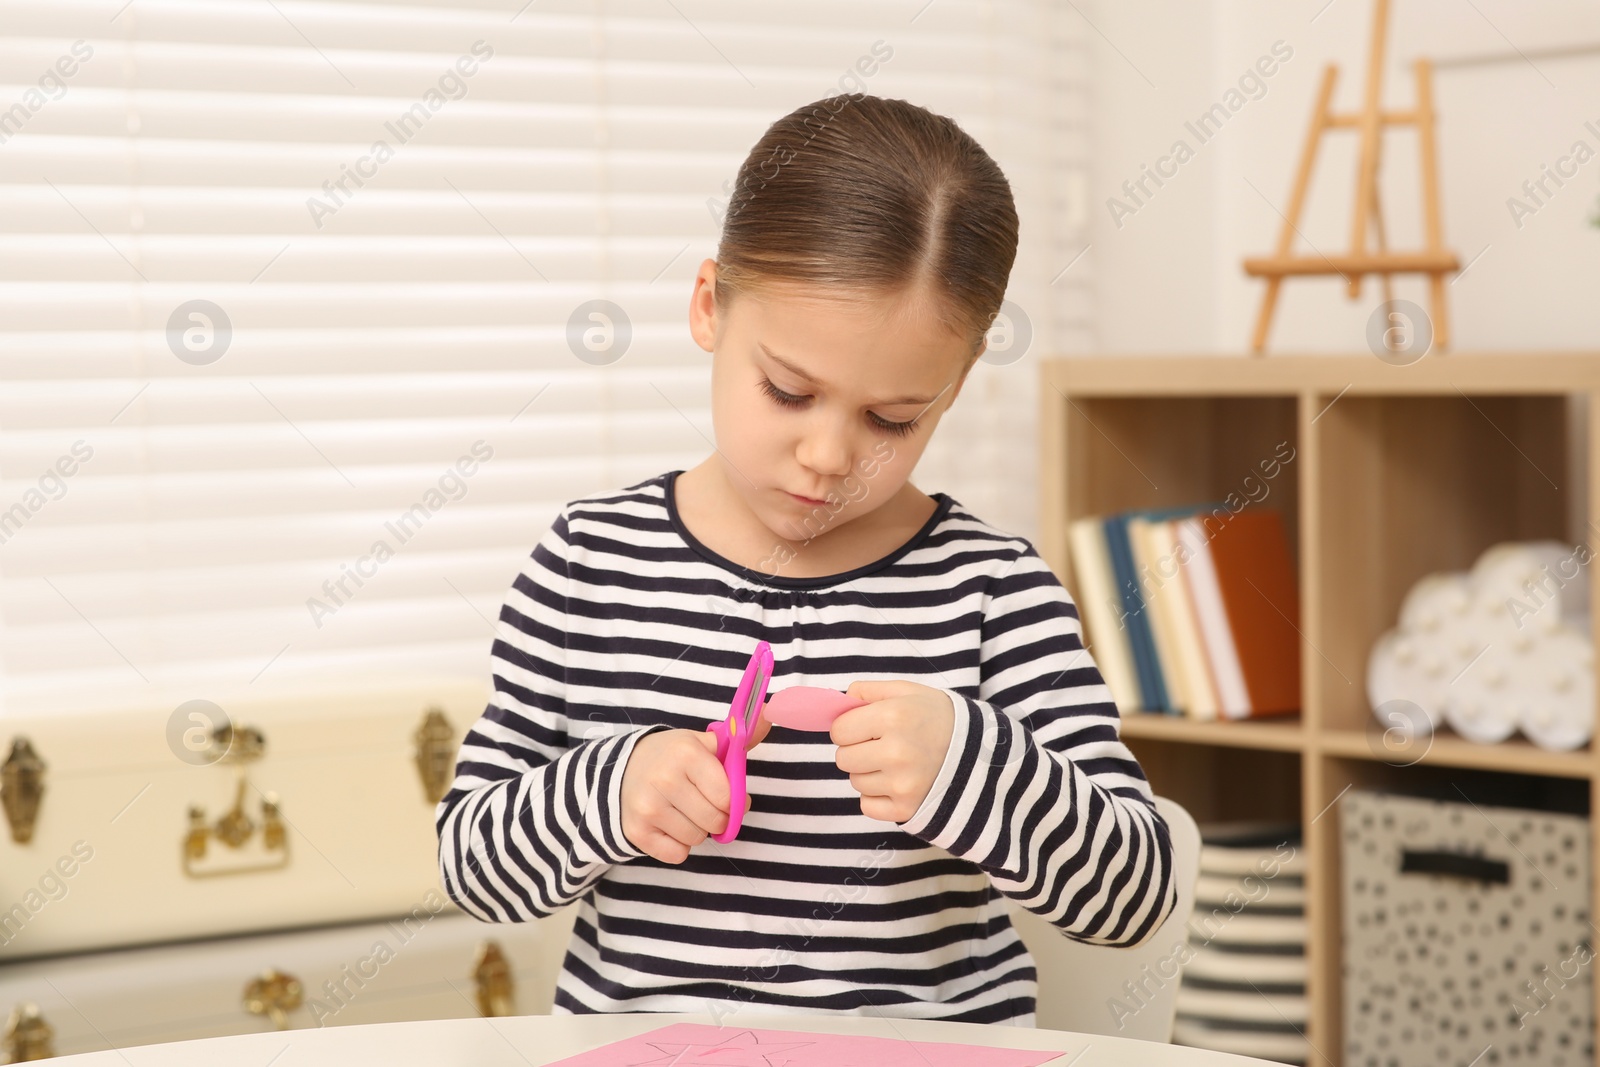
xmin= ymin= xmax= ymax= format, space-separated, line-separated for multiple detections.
xmin=741 ymin=663 xmax=766 ymax=731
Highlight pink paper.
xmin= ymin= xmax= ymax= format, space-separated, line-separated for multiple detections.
xmin=543 ymin=1021 xmax=1064 ymax=1067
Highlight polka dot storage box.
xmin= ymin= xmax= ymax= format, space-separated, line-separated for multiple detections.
xmin=1341 ymin=788 xmax=1592 ymax=1067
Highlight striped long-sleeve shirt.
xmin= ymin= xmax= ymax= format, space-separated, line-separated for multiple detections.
xmin=435 ymin=470 xmax=1177 ymax=1025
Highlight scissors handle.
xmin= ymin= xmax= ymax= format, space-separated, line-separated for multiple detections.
xmin=707 ymin=640 xmax=772 ymax=844
xmin=708 ymin=732 xmax=748 ymax=844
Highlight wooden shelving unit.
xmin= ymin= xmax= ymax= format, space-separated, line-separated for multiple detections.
xmin=1039 ymin=353 xmax=1600 ymax=1065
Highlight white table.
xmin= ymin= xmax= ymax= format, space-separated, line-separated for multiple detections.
xmin=42 ymin=1010 xmax=1290 ymax=1065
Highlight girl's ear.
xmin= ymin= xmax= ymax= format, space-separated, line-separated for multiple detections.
xmin=687 ymin=258 xmax=720 ymax=353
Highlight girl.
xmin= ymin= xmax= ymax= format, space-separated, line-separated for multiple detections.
xmin=436 ymin=93 xmax=1176 ymax=1026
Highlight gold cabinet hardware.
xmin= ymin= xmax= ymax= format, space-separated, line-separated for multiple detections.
xmin=261 ymin=796 xmax=286 ymax=850
xmin=413 ymin=707 xmax=456 ymax=805
xmin=2 ymin=1002 xmax=54 ymax=1061
xmin=183 ymin=785 xmax=289 ymax=878
xmin=1 ymin=737 xmax=45 ymax=845
xmin=212 ymin=722 xmax=266 ymax=765
xmin=214 ymin=777 xmax=255 ymax=849
xmin=243 ymin=969 xmax=303 ymax=1031
xmin=182 ymin=723 xmax=289 ymax=878
xmin=471 ymin=940 xmax=515 ymax=1017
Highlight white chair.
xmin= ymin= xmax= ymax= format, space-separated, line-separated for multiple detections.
xmin=1008 ymin=795 xmax=1202 ymax=1041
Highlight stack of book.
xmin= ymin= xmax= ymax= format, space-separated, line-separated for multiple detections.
xmin=1067 ymin=504 xmax=1300 ymax=720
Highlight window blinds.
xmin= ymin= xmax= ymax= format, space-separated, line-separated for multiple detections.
xmin=0 ymin=0 xmax=1091 ymax=717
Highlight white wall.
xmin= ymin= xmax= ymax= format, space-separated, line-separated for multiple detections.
xmin=1087 ymin=0 xmax=1600 ymax=353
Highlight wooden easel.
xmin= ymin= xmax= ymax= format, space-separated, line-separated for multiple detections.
xmin=1244 ymin=0 xmax=1459 ymax=354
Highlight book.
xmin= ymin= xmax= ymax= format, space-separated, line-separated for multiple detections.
xmin=1199 ymin=508 xmax=1301 ymax=717
xmin=1067 ymin=516 xmax=1141 ymax=713
xmin=1178 ymin=516 xmax=1254 ymax=718
xmin=1149 ymin=518 xmax=1220 ymax=721
xmin=1103 ymin=511 xmax=1166 ymax=712
xmin=1129 ymin=516 xmax=1191 ymax=714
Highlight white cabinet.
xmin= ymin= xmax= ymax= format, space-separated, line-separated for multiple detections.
xmin=0 ymin=906 xmax=580 ymax=1058
xmin=0 ymin=679 xmax=580 ymax=1058
xmin=1 ymin=681 xmax=487 ymax=958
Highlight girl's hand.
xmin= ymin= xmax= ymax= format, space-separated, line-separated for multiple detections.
xmin=832 ymin=679 xmax=955 ymax=823
xmin=620 ymin=715 xmax=772 ymax=864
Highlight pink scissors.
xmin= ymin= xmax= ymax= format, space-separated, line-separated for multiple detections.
xmin=705 ymin=639 xmax=773 ymax=844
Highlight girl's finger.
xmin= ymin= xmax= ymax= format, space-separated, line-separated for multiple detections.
xmin=829 ymin=703 xmax=887 ymax=747
xmin=673 ymin=757 xmax=740 ymax=836
xmin=749 ymin=712 xmax=774 ymax=747
xmin=678 ymin=784 xmax=732 ymax=839
xmin=641 ymin=828 xmax=690 ymax=865
xmin=833 ymin=736 xmax=889 ymax=774
xmin=848 ymin=770 xmax=892 ymax=797
xmin=684 ymin=743 xmax=733 ymax=810
xmin=654 ymin=802 xmax=713 ymax=851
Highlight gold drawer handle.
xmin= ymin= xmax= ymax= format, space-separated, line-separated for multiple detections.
xmin=3 ymin=1002 xmax=54 ymax=1061
xmin=1 ymin=737 xmax=45 ymax=845
xmin=414 ymin=707 xmax=456 ymax=805
xmin=182 ymin=723 xmax=290 ymax=879
xmin=472 ymin=940 xmax=515 ymax=1017
xmin=244 ymin=969 xmax=303 ymax=1030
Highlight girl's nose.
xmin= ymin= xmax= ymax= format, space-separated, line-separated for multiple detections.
xmin=794 ymin=429 xmax=854 ymax=480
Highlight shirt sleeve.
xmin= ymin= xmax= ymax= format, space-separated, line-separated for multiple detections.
xmin=895 ymin=541 xmax=1179 ymax=948
xmin=434 ymin=506 xmax=669 ymax=922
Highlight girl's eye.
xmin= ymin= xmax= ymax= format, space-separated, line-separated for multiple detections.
xmin=758 ymin=377 xmax=807 ymax=409
xmin=871 ymin=412 xmax=921 ymax=437
xmin=756 ymin=377 xmax=921 ymax=437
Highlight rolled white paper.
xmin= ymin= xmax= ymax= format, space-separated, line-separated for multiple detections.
xmin=1370 ymin=542 xmax=1595 ymax=749
xmin=1473 ymin=540 xmax=1589 ymax=636
xmin=1367 ymin=629 xmax=1441 ymax=734
xmin=1398 ymin=572 xmax=1473 ymax=635
xmin=1516 ymin=626 xmax=1595 ymax=752
xmin=1443 ymin=643 xmax=1520 ymax=744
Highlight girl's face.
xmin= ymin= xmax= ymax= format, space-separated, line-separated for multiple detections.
xmin=687 ymin=258 xmax=978 ymax=545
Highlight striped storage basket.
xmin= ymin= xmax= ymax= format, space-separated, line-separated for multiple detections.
xmin=1173 ymin=822 xmax=1308 ymax=1065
